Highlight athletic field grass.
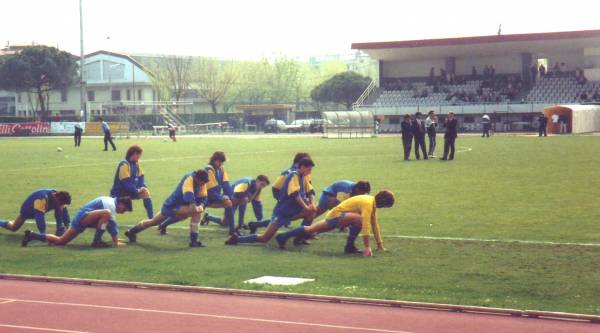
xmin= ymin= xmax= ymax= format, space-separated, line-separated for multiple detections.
xmin=0 ymin=134 xmax=599 ymax=315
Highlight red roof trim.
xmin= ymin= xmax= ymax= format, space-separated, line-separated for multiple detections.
xmin=351 ymin=29 xmax=600 ymax=50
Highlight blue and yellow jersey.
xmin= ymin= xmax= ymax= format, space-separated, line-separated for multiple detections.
xmin=272 ymin=166 xmax=314 ymax=201
xmin=205 ymin=164 xmax=232 ymax=199
xmin=232 ymin=177 xmax=261 ymax=202
xmin=21 ymin=189 xmax=58 ymax=218
xmin=273 ymin=170 xmax=308 ymax=218
xmin=162 ymin=172 xmax=208 ymax=210
xmin=323 ymin=180 xmax=355 ymax=203
xmin=74 ymin=197 xmax=119 ymax=236
xmin=110 ymin=160 xmax=145 ymax=197
xmin=326 ymin=195 xmax=383 ymax=244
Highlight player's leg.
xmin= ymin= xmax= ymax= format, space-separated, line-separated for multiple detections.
xmin=207 ymin=198 xmax=235 ymax=235
xmin=189 ymin=208 xmax=203 ymax=247
xmin=227 ymin=219 xmax=282 ymax=245
xmin=0 ymin=215 xmax=26 ymax=232
xmin=125 ymin=212 xmax=169 ymax=242
xmin=138 ymin=187 xmax=154 ymax=220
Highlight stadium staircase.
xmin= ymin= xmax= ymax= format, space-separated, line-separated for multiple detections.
xmin=159 ymin=107 xmax=187 ymax=127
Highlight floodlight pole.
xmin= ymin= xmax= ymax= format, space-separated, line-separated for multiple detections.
xmin=79 ymin=0 xmax=86 ymax=121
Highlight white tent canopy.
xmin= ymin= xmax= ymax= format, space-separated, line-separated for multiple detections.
xmin=544 ymin=104 xmax=600 ymax=134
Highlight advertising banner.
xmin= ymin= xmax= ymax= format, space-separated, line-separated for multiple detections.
xmin=0 ymin=122 xmax=50 ymax=136
xmin=85 ymin=122 xmax=129 ymax=135
xmin=50 ymin=122 xmax=86 ymax=134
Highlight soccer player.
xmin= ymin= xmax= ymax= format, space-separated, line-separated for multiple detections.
xmin=168 ymin=123 xmax=177 ymax=142
xmin=225 ymin=157 xmax=315 ymax=246
xmin=110 ymin=145 xmax=154 ymax=219
xmin=198 ymin=175 xmax=270 ymax=233
xmin=315 ymin=180 xmax=371 ymax=218
xmin=199 ymin=152 xmax=236 ymax=236
xmin=0 ymin=189 xmax=71 ymax=236
xmin=74 ymin=122 xmax=83 ymax=147
xmin=275 ymin=190 xmax=395 ymax=257
xmin=100 ymin=117 xmax=117 ymax=151
xmin=248 ymin=152 xmax=316 ymax=234
xmin=22 ymin=196 xmax=132 ymax=248
xmin=125 ymin=169 xmax=209 ymax=247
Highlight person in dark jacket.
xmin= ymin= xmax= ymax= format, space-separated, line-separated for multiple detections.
xmin=74 ymin=123 xmax=83 ymax=147
xmin=400 ymin=115 xmax=413 ymax=161
xmin=538 ymin=114 xmax=548 ymax=137
xmin=441 ymin=112 xmax=458 ymax=161
xmin=411 ymin=112 xmax=428 ymax=160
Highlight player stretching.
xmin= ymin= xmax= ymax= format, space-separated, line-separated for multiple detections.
xmin=199 ymin=152 xmax=236 ymax=235
xmin=275 ymin=191 xmax=395 ymax=256
xmin=22 ymin=196 xmax=132 ymax=248
xmin=225 ymin=158 xmax=315 ymax=246
xmin=126 ymin=170 xmax=209 ymax=247
xmin=0 ymin=189 xmax=71 ymax=237
xmin=110 ymin=145 xmax=154 ymax=219
xmin=315 ymin=180 xmax=371 ymax=218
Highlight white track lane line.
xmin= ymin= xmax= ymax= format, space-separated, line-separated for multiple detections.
xmin=0 ymin=324 xmax=91 ymax=333
xmin=6 ymin=298 xmax=412 ymax=333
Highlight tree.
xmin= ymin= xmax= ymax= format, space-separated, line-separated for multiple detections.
xmin=310 ymin=71 xmax=371 ymax=110
xmin=0 ymin=46 xmax=78 ymax=118
xmin=192 ymin=57 xmax=237 ymax=113
xmin=146 ymin=55 xmax=192 ymax=102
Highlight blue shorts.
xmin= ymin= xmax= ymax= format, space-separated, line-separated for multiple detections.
xmin=70 ymin=211 xmax=90 ymax=234
xmin=325 ymin=213 xmax=346 ymax=229
xmin=19 ymin=205 xmax=36 ymax=219
xmin=318 ymin=193 xmax=337 ymax=211
xmin=207 ymin=194 xmax=228 ymax=206
xmin=268 ymin=214 xmax=292 ymax=228
xmin=161 ymin=205 xmax=182 ymax=218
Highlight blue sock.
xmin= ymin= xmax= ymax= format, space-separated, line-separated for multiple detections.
xmin=0 ymin=220 xmax=8 ymax=229
xmin=301 ymin=218 xmax=312 ymax=226
xmin=62 ymin=208 xmax=71 ymax=228
xmin=29 ymin=232 xmax=47 ymax=242
xmin=279 ymin=226 xmax=306 ymax=243
xmin=143 ymin=198 xmax=154 ymax=219
xmin=159 ymin=217 xmax=177 ymax=229
xmin=93 ymin=229 xmax=105 ymax=243
xmin=225 ymin=207 xmax=235 ymax=234
xmin=206 ymin=214 xmax=222 ymax=225
xmin=190 ymin=232 xmax=199 ymax=243
xmin=237 ymin=205 xmax=246 ymax=227
xmin=256 ymin=220 xmax=270 ymax=228
xmin=237 ymin=234 xmax=258 ymax=243
xmin=346 ymin=225 xmax=361 ymax=247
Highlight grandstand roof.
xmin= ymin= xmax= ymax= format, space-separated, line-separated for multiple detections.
xmin=352 ymin=29 xmax=600 ymax=61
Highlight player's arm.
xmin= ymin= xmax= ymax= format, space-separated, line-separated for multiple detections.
xmin=372 ymin=211 xmax=385 ymax=251
xmin=361 ymin=202 xmax=375 ymax=257
xmin=288 ymin=175 xmax=310 ymax=210
xmin=107 ymin=221 xmax=125 ymax=247
xmin=222 ymin=170 xmax=233 ymax=197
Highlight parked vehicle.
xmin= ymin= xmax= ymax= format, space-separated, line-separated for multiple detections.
xmin=264 ymin=119 xmax=287 ymax=133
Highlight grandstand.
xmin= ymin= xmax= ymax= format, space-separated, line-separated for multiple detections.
xmin=352 ymin=29 xmax=600 ymax=133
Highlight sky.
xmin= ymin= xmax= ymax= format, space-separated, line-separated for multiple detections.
xmin=1 ymin=0 xmax=599 ymax=60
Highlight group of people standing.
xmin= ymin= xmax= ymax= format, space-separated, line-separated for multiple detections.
xmin=401 ymin=111 xmax=458 ymax=161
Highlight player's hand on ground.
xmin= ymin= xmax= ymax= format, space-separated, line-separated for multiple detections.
xmin=376 ymin=245 xmax=386 ymax=252
xmin=116 ymin=239 xmax=127 ymax=247
xmin=364 ymin=247 xmax=373 ymax=257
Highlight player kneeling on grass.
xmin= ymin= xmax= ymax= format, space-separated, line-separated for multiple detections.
xmin=200 ymin=152 xmax=237 ymax=236
xmin=126 ymin=170 xmax=209 ymax=247
xmin=22 ymin=196 xmax=132 ymax=248
xmin=249 ymin=152 xmax=316 ymax=235
xmin=110 ymin=144 xmax=154 ymax=220
xmin=0 ymin=189 xmax=71 ymax=237
xmin=275 ymin=191 xmax=395 ymax=257
xmin=315 ymin=180 xmax=371 ymax=218
xmin=225 ymin=158 xmax=315 ymax=246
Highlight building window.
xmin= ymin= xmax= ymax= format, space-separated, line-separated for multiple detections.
xmin=87 ymin=90 xmax=95 ymax=102
xmin=126 ymin=89 xmax=131 ymax=100
xmin=138 ymin=89 xmax=143 ymax=100
xmin=112 ymin=90 xmax=121 ymax=101
xmin=61 ymin=89 xmax=68 ymax=102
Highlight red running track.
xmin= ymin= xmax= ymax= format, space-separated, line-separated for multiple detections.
xmin=0 ymin=280 xmax=597 ymax=333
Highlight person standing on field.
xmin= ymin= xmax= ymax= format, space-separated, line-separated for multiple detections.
xmin=401 ymin=115 xmax=413 ymax=161
xmin=425 ymin=110 xmax=437 ymax=157
xmin=100 ymin=117 xmax=116 ymax=151
xmin=481 ymin=114 xmax=491 ymax=138
xmin=441 ymin=112 xmax=458 ymax=161
xmin=411 ymin=112 xmax=428 ymax=160
xmin=74 ymin=122 xmax=83 ymax=147
xmin=538 ymin=114 xmax=548 ymax=137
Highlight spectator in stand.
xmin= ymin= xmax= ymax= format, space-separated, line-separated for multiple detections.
xmin=560 ymin=62 xmax=567 ymax=73
xmin=538 ymin=113 xmax=548 ymax=137
xmin=401 ymin=115 xmax=413 ymax=161
xmin=490 ymin=65 xmax=496 ymax=80
xmin=575 ymin=68 xmax=588 ymax=85
xmin=580 ymin=91 xmax=588 ymax=102
xmin=481 ymin=114 xmax=491 ymax=138
xmin=530 ymin=65 xmax=538 ymax=85
xmin=429 ymin=67 xmax=435 ymax=85
xmin=539 ymin=64 xmax=546 ymax=77
xmin=472 ymin=66 xmax=477 ymax=80
xmin=483 ymin=65 xmax=490 ymax=79
xmin=592 ymin=90 xmax=600 ymax=101
xmin=425 ymin=111 xmax=437 ymax=157
xmin=441 ymin=112 xmax=458 ymax=161
xmin=411 ymin=112 xmax=428 ymax=160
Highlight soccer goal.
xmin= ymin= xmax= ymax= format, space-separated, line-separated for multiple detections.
xmin=322 ymin=110 xmax=376 ymax=138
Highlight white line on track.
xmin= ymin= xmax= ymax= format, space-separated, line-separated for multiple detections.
xmin=0 ymin=324 xmax=91 ymax=333
xmin=0 ymin=150 xmax=277 ymax=173
xmin=6 ymin=298 xmax=411 ymax=333
xmin=0 ymin=300 xmax=15 ymax=304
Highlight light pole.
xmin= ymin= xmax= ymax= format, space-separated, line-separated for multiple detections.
xmin=79 ymin=0 xmax=86 ymax=121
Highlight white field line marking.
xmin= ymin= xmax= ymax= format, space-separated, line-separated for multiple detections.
xmin=8 ymin=298 xmax=411 ymax=333
xmin=0 ymin=300 xmax=15 ymax=304
xmin=21 ymin=221 xmax=600 ymax=247
xmin=0 ymin=324 xmax=91 ymax=333
xmin=0 ymin=150 xmax=277 ymax=173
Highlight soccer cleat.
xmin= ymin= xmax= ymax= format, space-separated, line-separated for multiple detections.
xmin=233 ymin=227 xmax=242 ymax=236
xmin=189 ymin=241 xmax=205 ymax=248
xmin=248 ymin=222 xmax=257 ymax=234
xmin=275 ymin=234 xmax=287 ymax=250
xmin=21 ymin=230 xmax=32 ymax=247
xmin=158 ymin=226 xmax=167 ymax=235
xmin=200 ymin=213 xmax=209 ymax=226
xmin=55 ymin=228 xmax=65 ymax=237
xmin=293 ymin=237 xmax=310 ymax=246
xmin=344 ymin=245 xmax=363 ymax=254
xmin=91 ymin=240 xmax=110 ymax=248
xmin=238 ymin=223 xmax=249 ymax=230
xmin=124 ymin=230 xmax=137 ymax=243
xmin=225 ymin=234 xmax=238 ymax=246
